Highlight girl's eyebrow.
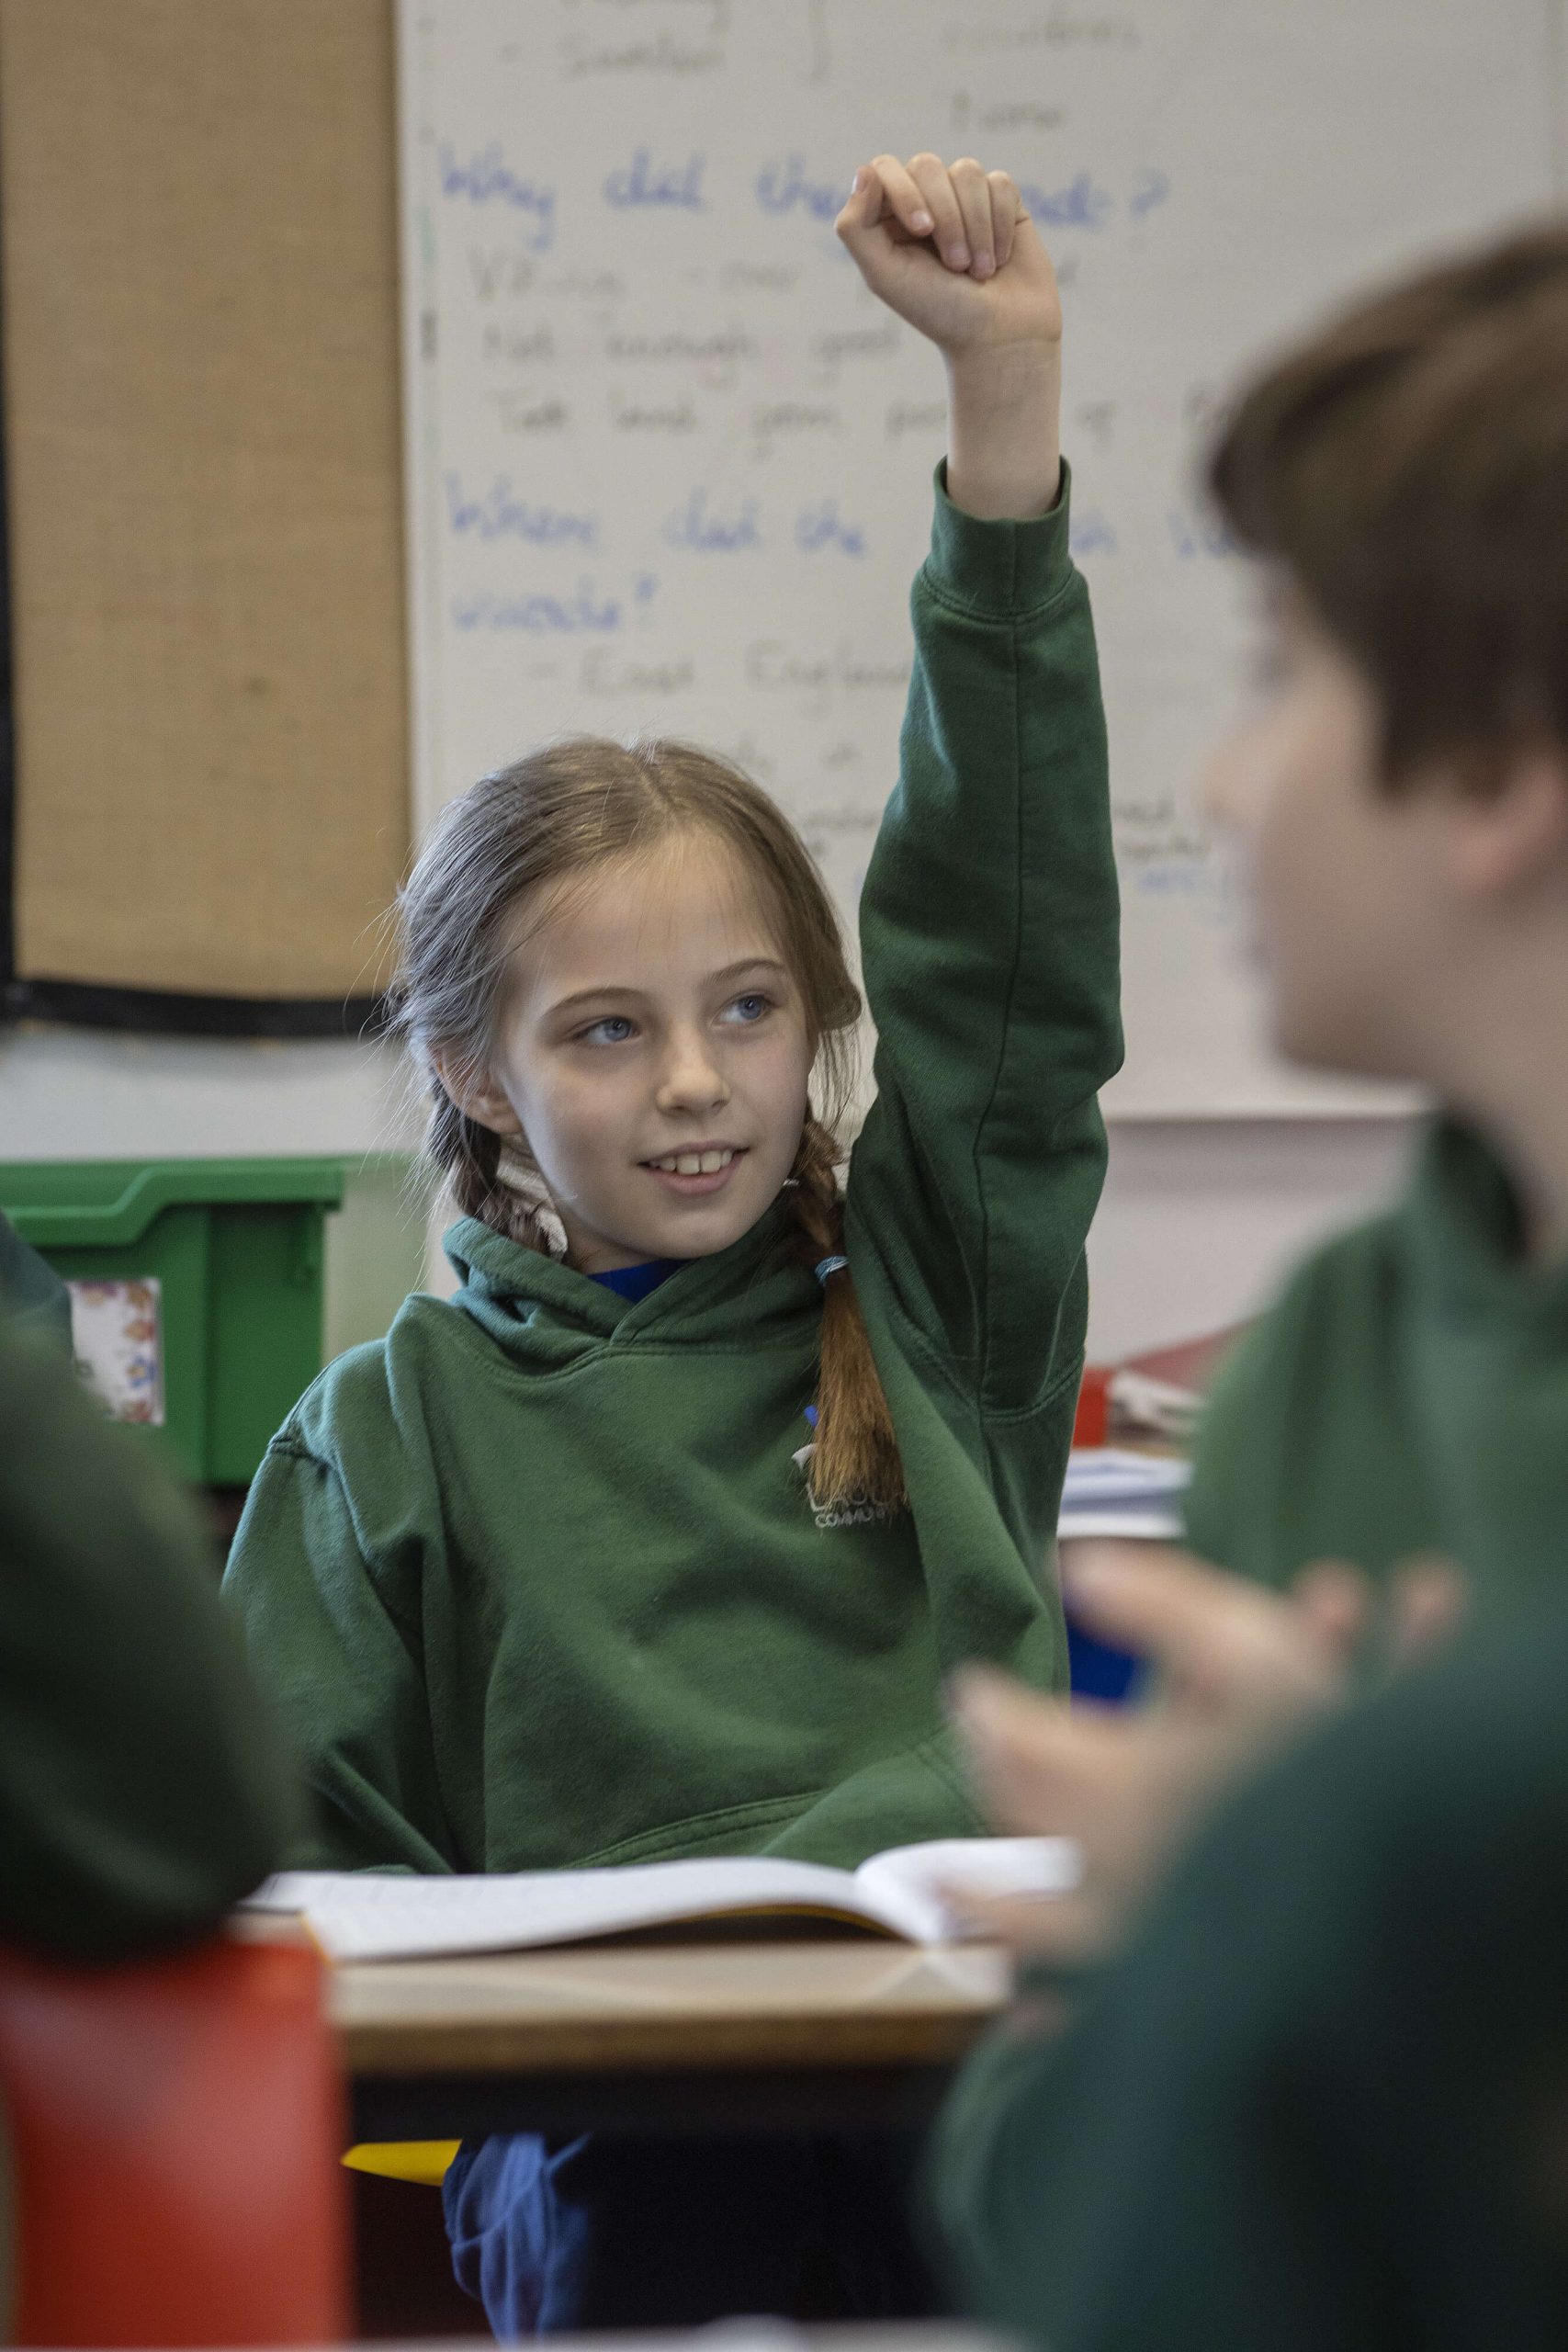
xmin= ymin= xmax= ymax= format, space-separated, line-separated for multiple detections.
xmin=711 ymin=956 xmax=790 ymax=985
xmin=545 ymin=983 xmax=643 ymax=1021
xmin=545 ymin=957 xmax=790 ymax=1023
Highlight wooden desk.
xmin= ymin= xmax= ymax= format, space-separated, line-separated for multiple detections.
xmin=335 ymin=1938 xmax=1012 ymax=2141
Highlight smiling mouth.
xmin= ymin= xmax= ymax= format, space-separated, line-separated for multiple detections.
xmin=643 ymin=1146 xmax=743 ymax=1177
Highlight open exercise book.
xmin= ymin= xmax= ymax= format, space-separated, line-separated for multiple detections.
xmin=242 ymin=1838 xmax=1080 ymax=1963
xmin=1057 ymin=1448 xmax=1191 ymax=1542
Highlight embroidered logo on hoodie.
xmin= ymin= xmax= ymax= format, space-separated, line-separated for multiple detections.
xmin=793 ymin=1407 xmax=895 ymax=1532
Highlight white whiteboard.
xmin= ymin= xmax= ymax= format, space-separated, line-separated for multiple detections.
xmin=396 ymin=0 xmax=1563 ymax=1115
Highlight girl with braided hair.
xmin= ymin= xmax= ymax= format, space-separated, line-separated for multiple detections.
xmin=226 ymin=149 xmax=1120 ymax=2334
xmin=389 ymin=725 xmax=905 ymax=1520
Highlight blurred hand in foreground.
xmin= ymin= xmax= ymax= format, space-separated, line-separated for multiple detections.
xmin=945 ymin=1540 xmax=1466 ymax=1971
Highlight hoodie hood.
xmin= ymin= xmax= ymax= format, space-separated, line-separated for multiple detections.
xmin=443 ymin=1198 xmax=818 ymax=1362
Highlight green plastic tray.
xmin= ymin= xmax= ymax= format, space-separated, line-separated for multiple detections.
xmin=0 ymin=1157 xmax=344 ymax=1485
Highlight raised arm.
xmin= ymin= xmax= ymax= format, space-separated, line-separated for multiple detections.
xmin=836 ymin=156 xmax=1122 ymax=1412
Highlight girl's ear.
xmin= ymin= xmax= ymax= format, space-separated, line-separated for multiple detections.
xmin=431 ymin=1049 xmax=525 ymax=1141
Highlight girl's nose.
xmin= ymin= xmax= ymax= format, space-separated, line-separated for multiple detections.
xmin=655 ymin=1033 xmax=731 ymax=1114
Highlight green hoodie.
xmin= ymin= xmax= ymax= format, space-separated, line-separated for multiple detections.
xmin=1 ymin=1312 xmax=300 ymax=2346
xmin=1 ymin=1317 xmax=299 ymax=1954
xmin=931 ymin=1109 xmax=1568 ymax=2343
xmin=1184 ymin=1116 xmax=1568 ymax=1610
xmin=223 ymin=467 xmax=1122 ymax=1876
xmin=934 ymin=1598 xmax=1568 ymax=2352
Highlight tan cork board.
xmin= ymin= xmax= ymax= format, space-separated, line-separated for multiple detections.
xmin=0 ymin=0 xmax=408 ymax=1013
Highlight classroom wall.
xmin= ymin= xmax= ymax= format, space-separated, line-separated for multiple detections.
xmin=0 ymin=0 xmax=1430 ymax=1381
xmin=1088 ymin=1114 xmax=1416 ymax=1362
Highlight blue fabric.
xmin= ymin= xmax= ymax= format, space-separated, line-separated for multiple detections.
xmin=588 ymin=1259 xmax=689 ymax=1303
xmin=443 ymin=2128 xmax=941 ymax=2335
xmin=1066 ymin=1619 xmax=1142 ymax=1704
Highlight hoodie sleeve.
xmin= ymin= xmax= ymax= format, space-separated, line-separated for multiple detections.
xmin=847 ymin=461 xmax=1122 ymax=1418
xmin=0 ymin=1323 xmax=301 ymax=1959
xmin=224 ymin=1433 xmax=457 ymax=1874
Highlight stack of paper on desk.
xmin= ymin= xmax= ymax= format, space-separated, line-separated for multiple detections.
xmin=242 ymin=1838 xmax=1081 ymax=1962
xmin=1057 ymin=1448 xmax=1191 ymax=1542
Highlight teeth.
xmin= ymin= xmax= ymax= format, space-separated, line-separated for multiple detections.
xmin=649 ymin=1148 xmax=736 ymax=1175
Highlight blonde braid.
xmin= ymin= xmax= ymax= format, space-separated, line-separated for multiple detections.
xmin=428 ymin=1088 xmax=558 ymax=1256
xmin=786 ymin=1115 xmax=906 ymax=1512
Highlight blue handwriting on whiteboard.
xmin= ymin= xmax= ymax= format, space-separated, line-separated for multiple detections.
xmin=1069 ymin=509 xmax=1118 ymax=558
xmin=439 ymin=144 xmax=556 ymax=250
xmin=1168 ymin=506 xmax=1235 ymax=560
xmin=755 ymin=155 xmax=843 ymax=222
xmin=795 ymin=499 xmax=867 ymax=557
xmin=664 ymin=488 xmax=762 ymax=552
xmin=1134 ymin=857 xmax=1234 ymax=932
xmin=604 ymin=149 xmax=707 ymax=210
xmin=451 ymin=575 xmax=658 ymax=633
xmin=445 ymin=475 xmax=597 ymax=547
xmin=1018 ymin=172 xmax=1113 ymax=232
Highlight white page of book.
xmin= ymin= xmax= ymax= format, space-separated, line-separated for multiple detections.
xmin=248 ymin=1856 xmax=894 ymax=1961
xmin=246 ymin=1838 xmax=1080 ymax=1961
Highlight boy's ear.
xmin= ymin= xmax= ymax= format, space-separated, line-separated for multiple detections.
xmin=1447 ymin=741 xmax=1568 ymax=899
xmin=431 ymin=1049 xmax=525 ymax=1142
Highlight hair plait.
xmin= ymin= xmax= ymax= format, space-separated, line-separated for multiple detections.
xmin=424 ymin=1085 xmax=556 ymax=1254
xmin=784 ymin=1115 xmax=906 ymax=1514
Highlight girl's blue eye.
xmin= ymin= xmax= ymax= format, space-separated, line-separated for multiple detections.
xmin=580 ymin=1015 xmax=636 ymax=1045
xmin=723 ymin=993 xmax=771 ymax=1025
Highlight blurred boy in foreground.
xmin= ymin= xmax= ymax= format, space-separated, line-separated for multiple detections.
xmin=938 ymin=221 xmax=1568 ymax=2348
xmin=942 ymin=1550 xmax=1568 ymax=2350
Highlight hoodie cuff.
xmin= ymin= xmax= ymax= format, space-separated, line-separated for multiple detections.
xmin=922 ymin=455 xmax=1076 ymax=618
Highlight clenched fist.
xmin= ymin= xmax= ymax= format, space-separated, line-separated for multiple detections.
xmin=836 ymin=153 xmax=1061 ymax=358
xmin=837 ymin=152 xmax=1063 ymax=519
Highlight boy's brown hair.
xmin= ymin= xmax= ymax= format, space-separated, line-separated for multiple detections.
xmin=390 ymin=736 xmax=905 ymax=1515
xmin=1209 ymin=221 xmax=1568 ymax=785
